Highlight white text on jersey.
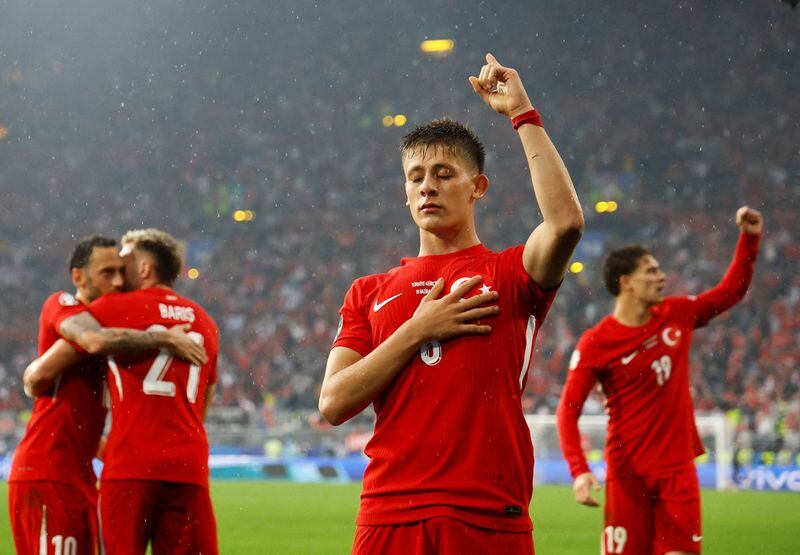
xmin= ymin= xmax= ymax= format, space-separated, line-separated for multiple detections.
xmin=159 ymin=303 xmax=196 ymax=323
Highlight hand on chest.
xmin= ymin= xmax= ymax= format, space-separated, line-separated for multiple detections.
xmin=368 ymin=272 xmax=498 ymax=334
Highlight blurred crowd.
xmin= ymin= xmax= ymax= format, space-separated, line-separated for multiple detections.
xmin=0 ymin=1 xmax=797 ymax=459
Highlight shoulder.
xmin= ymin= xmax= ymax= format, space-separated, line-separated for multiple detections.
xmin=90 ymin=291 xmax=131 ymax=310
xmin=41 ymin=290 xmax=85 ymax=319
xmin=660 ymin=296 xmax=696 ymax=314
xmin=347 ymin=271 xmax=393 ymax=297
xmin=176 ymin=294 xmax=218 ymax=331
xmin=577 ymin=317 xmax=615 ymax=352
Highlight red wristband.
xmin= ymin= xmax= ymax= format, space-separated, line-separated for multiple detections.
xmin=511 ymin=109 xmax=543 ymax=130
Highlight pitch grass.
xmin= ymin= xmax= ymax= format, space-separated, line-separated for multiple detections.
xmin=1 ymin=482 xmax=798 ymax=553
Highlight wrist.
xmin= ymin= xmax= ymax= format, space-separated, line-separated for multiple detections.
xmin=508 ymin=104 xmax=535 ymax=120
xmin=399 ymin=317 xmax=429 ymax=347
xmin=511 ymin=108 xmax=543 ymax=130
xmin=153 ymin=331 xmax=173 ymax=349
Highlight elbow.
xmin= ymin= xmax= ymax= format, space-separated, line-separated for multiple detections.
xmin=551 ymin=204 xmax=585 ymax=241
xmin=318 ymin=392 xmax=348 ymax=426
xmin=23 ymin=368 xmax=46 ymax=399
xmin=83 ymin=336 xmax=108 ymax=356
xmin=554 ymin=216 xmax=585 ymax=245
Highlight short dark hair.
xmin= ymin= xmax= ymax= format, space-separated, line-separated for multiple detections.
xmin=69 ymin=235 xmax=117 ymax=271
xmin=400 ymin=118 xmax=486 ymax=174
xmin=122 ymin=228 xmax=183 ymax=286
xmin=603 ymin=245 xmax=651 ymax=296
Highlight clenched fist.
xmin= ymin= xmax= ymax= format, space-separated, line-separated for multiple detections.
xmin=736 ymin=206 xmax=763 ymax=235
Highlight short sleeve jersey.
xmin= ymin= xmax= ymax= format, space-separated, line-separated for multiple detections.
xmin=333 ymin=244 xmax=559 ymax=532
xmin=9 ymin=292 xmax=106 ymax=502
xmin=88 ymin=287 xmax=219 ymax=488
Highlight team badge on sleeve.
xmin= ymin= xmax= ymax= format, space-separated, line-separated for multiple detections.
xmin=58 ymin=292 xmax=79 ymax=306
xmin=569 ymin=349 xmax=581 ymax=370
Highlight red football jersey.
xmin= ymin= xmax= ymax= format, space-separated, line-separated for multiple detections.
xmin=334 ymin=244 xmax=558 ymax=532
xmin=557 ymin=233 xmax=759 ymax=478
xmin=88 ymin=287 xmax=218 ymax=488
xmin=9 ymin=292 xmax=106 ymax=502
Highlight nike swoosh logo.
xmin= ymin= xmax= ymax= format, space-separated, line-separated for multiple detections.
xmin=621 ymin=351 xmax=638 ymax=365
xmin=373 ymin=293 xmax=403 ymax=312
xmin=692 ymin=534 xmax=703 ymax=542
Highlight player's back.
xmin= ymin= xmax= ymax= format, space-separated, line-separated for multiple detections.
xmin=9 ymin=292 xmax=106 ymax=501
xmin=88 ymin=287 xmax=219 ymax=487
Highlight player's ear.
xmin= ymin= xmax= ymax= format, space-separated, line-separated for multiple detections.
xmin=141 ymin=258 xmax=156 ymax=280
xmin=471 ymin=174 xmax=489 ymax=200
xmin=70 ymin=267 xmax=84 ymax=288
xmin=618 ymin=274 xmax=631 ymax=293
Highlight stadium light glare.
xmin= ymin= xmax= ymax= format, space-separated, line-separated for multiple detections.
xmin=607 ymin=201 xmax=618 ymax=212
xmin=233 ymin=210 xmax=247 ymax=222
xmin=569 ymin=261 xmax=584 ymax=274
xmin=393 ymin=114 xmax=407 ymax=127
xmin=382 ymin=115 xmax=394 ymax=127
xmin=420 ymin=39 xmax=455 ymax=53
xmin=187 ymin=268 xmax=200 ymax=280
xmin=595 ymin=201 xmax=608 ymax=213
xmin=244 ymin=210 xmax=256 ymax=221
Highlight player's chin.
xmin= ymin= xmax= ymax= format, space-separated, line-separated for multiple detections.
xmin=415 ymin=215 xmax=451 ymax=232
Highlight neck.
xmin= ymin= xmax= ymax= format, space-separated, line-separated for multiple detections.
xmin=139 ymin=279 xmax=170 ymax=290
xmin=75 ymin=290 xmax=91 ymax=306
xmin=613 ymin=294 xmax=654 ymax=327
xmin=418 ymin=224 xmax=481 ymax=257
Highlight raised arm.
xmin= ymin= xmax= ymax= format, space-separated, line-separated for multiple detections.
xmin=59 ymin=312 xmax=207 ymax=364
xmin=470 ymin=53 xmax=584 ymax=289
xmin=556 ymin=346 xmax=602 ymax=507
xmin=691 ymin=206 xmax=762 ymax=327
xmin=319 ymin=276 xmax=498 ymax=425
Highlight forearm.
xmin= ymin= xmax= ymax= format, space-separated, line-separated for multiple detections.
xmin=82 ymin=328 xmax=174 ymax=356
xmin=694 ymin=232 xmax=760 ymax=320
xmin=556 ymin=400 xmax=591 ymax=478
xmin=517 ymin=124 xmax=583 ymax=235
xmin=23 ymin=340 xmax=85 ymax=398
xmin=320 ymin=321 xmax=423 ymax=425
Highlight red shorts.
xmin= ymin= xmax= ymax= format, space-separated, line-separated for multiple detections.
xmin=99 ymin=479 xmax=218 ymax=555
xmin=8 ymin=481 xmax=98 ymax=555
xmin=604 ymin=463 xmax=702 ymax=555
xmin=353 ymin=517 xmax=535 ymax=555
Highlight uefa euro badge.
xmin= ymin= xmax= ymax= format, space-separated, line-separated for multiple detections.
xmin=59 ymin=292 xmax=80 ymax=306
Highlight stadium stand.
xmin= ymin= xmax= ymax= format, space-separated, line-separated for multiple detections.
xmin=0 ymin=1 xmax=796 ymax=464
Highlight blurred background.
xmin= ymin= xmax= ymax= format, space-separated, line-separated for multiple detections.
xmin=0 ymin=0 xmax=797 ymax=486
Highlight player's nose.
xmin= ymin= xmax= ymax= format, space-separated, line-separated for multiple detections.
xmin=420 ymin=176 xmax=438 ymax=196
xmin=112 ymin=273 xmax=124 ymax=289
